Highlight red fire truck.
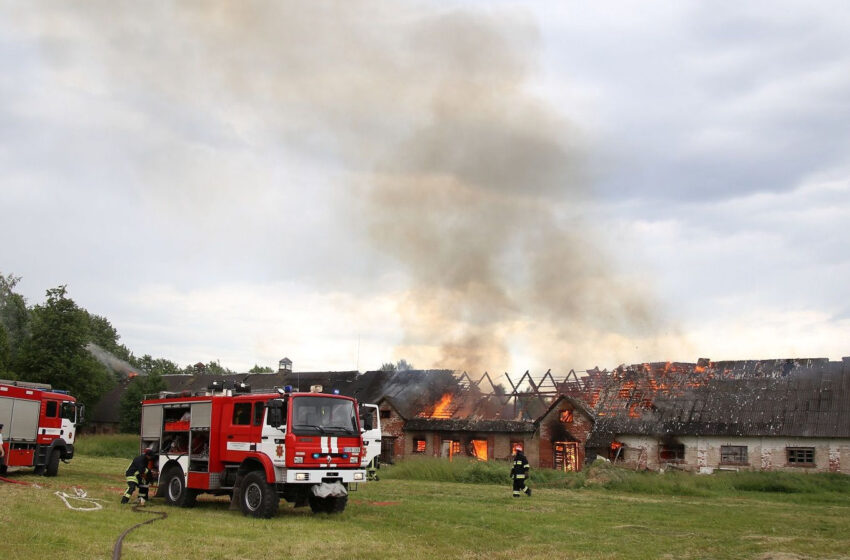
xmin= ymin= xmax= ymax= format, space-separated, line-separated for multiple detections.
xmin=0 ymin=379 xmax=83 ymax=476
xmin=140 ymin=382 xmax=368 ymax=518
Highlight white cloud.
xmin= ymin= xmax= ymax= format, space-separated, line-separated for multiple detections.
xmin=120 ymin=282 xmax=404 ymax=372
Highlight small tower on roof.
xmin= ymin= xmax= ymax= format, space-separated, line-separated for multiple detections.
xmin=278 ymin=357 xmax=292 ymax=373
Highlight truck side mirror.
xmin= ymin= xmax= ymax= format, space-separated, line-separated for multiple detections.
xmin=359 ymin=407 xmax=373 ymax=431
xmin=266 ymin=400 xmax=285 ymax=428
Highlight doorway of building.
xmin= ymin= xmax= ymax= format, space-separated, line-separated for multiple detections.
xmin=554 ymin=441 xmax=578 ymax=471
xmin=441 ymin=439 xmax=460 ymax=459
xmin=380 ymin=437 xmax=396 ymax=464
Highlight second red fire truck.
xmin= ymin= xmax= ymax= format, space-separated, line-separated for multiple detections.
xmin=140 ymin=382 xmax=368 ymax=517
xmin=0 ymin=379 xmax=83 ymax=476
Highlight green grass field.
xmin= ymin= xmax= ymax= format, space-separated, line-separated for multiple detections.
xmin=1 ymin=435 xmax=849 ymax=559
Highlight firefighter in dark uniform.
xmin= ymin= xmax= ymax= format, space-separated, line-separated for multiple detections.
xmin=121 ymin=448 xmax=155 ymax=505
xmin=511 ymin=446 xmax=531 ymax=497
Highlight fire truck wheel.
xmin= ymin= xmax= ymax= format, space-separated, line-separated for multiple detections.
xmin=163 ymin=467 xmax=197 ymax=508
xmin=329 ymin=495 xmax=348 ymax=513
xmin=309 ymin=495 xmax=347 ymax=514
xmin=45 ymin=449 xmax=61 ymax=477
xmin=239 ymin=471 xmax=279 ymax=518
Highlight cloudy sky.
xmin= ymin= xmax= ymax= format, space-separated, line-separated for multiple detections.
xmin=1 ymin=1 xmax=849 ymax=379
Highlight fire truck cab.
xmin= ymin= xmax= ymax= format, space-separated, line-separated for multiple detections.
xmin=0 ymin=379 xmax=82 ymax=476
xmin=140 ymin=383 xmax=367 ymax=518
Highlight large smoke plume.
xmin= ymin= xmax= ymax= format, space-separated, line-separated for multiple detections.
xmin=21 ymin=1 xmax=668 ymax=373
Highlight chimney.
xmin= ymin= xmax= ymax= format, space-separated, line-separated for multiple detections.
xmin=278 ymin=357 xmax=292 ymax=373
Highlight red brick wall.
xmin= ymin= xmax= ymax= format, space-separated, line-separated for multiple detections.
xmin=537 ymin=399 xmax=593 ymax=471
xmin=379 ymin=404 xmax=406 ymax=461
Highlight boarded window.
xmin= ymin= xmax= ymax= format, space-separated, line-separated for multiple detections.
xmin=560 ymin=409 xmax=573 ymax=423
xmin=659 ymin=443 xmax=685 ymax=463
xmin=232 ymin=403 xmax=252 ymax=426
xmin=787 ymin=447 xmax=815 ymax=465
xmin=720 ymin=445 xmax=748 ymax=465
xmin=413 ymin=438 xmax=426 ymax=453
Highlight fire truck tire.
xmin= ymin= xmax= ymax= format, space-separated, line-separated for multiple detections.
xmin=329 ymin=495 xmax=347 ymax=513
xmin=45 ymin=449 xmax=61 ymax=477
xmin=309 ymin=495 xmax=347 ymax=514
xmin=163 ymin=467 xmax=197 ymax=508
xmin=239 ymin=471 xmax=278 ymax=518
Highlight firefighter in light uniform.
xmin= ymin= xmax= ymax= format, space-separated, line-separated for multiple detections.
xmin=511 ymin=446 xmax=531 ymax=497
xmin=121 ymin=448 xmax=155 ymax=505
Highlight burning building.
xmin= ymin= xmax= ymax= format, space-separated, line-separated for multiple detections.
xmin=584 ymin=357 xmax=850 ymax=474
xmin=88 ymin=355 xmax=850 ymax=475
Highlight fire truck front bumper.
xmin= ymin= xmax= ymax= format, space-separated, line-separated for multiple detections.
xmin=277 ymin=467 xmax=367 ymax=484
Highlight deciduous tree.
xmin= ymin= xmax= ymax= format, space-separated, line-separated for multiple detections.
xmin=15 ymin=286 xmax=114 ymax=410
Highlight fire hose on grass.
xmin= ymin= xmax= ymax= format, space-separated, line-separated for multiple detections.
xmin=112 ymin=503 xmax=168 ymax=560
xmin=2 ymin=472 xmax=167 ymax=560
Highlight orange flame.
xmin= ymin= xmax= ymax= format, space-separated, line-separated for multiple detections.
xmin=471 ymin=440 xmax=487 ymax=461
xmin=429 ymin=393 xmax=454 ymax=419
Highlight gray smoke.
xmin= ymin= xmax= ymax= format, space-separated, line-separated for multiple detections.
xmin=86 ymin=343 xmax=140 ymax=380
xmin=21 ymin=1 xmax=665 ymax=374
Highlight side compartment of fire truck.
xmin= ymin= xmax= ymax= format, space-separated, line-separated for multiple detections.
xmin=141 ymin=400 xmax=212 ymax=508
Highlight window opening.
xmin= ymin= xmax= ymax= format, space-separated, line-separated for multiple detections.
xmin=470 ymin=439 xmax=488 ymax=461
xmin=787 ymin=447 xmax=815 ymax=465
xmin=253 ymin=402 xmax=264 ymax=426
xmin=554 ymin=441 xmax=578 ymax=471
xmin=720 ymin=445 xmax=748 ymax=465
xmin=232 ymin=403 xmax=252 ymax=426
xmin=659 ymin=443 xmax=685 ymax=463
xmin=610 ymin=441 xmax=624 ymax=461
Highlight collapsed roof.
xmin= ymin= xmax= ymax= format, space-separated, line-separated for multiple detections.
xmin=584 ymin=357 xmax=850 ymax=445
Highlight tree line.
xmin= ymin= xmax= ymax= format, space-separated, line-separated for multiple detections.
xmin=0 ymin=273 xmax=275 ymax=433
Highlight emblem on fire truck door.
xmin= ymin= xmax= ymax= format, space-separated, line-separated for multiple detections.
xmin=276 ymin=445 xmax=283 ymax=458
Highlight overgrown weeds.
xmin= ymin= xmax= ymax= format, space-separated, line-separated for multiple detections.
xmin=75 ymin=433 xmax=139 ymax=457
xmin=381 ymin=456 xmax=850 ymax=501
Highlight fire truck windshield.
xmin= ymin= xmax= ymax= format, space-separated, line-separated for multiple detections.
xmin=291 ymin=396 xmax=358 ymax=436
